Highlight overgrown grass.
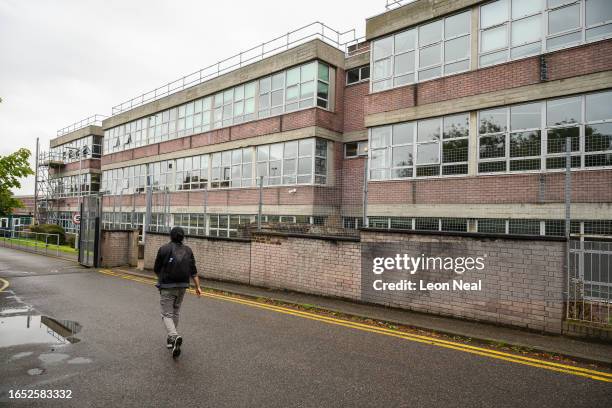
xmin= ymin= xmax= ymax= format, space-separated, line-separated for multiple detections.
xmin=0 ymin=236 xmax=77 ymax=254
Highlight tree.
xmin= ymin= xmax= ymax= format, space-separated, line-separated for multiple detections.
xmin=0 ymin=148 xmax=34 ymax=216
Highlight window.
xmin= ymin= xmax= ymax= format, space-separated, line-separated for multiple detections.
xmin=371 ymin=10 xmax=470 ymax=92
xmin=346 ymin=65 xmax=370 ymax=85
xmin=369 ymin=113 xmax=469 ymax=179
xmin=478 ymin=90 xmax=612 ymax=173
xmin=345 ymin=141 xmax=368 ymax=158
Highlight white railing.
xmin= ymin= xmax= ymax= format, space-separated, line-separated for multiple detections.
xmin=0 ymin=229 xmax=62 ymax=258
xmin=57 ymin=115 xmax=108 ymax=137
xmin=385 ymin=0 xmax=413 ymax=10
xmin=111 ymin=21 xmax=360 ymax=115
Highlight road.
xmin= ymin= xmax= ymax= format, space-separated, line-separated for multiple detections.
xmin=0 ymin=247 xmax=610 ymax=407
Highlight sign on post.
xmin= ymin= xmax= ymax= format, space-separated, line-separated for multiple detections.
xmin=72 ymin=213 xmax=81 ymax=225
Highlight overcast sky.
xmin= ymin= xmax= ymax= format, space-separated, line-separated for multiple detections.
xmin=0 ymin=0 xmax=392 ymax=195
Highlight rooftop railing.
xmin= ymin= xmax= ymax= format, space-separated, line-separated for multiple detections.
xmin=385 ymin=0 xmax=413 ymax=10
xmin=111 ymin=21 xmax=361 ymax=115
xmin=56 ymin=114 xmax=108 ymax=137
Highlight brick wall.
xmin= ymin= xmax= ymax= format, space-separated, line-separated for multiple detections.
xmin=139 ymin=228 xmax=567 ymax=333
xmin=100 ymin=229 xmax=139 ymax=268
xmin=360 ymin=230 xmax=565 ymax=333
xmin=249 ymin=233 xmax=361 ymax=300
xmin=343 ymin=82 xmax=369 ymax=133
xmin=367 ymin=170 xmax=612 ymax=205
xmin=143 ymin=232 xmax=251 ymax=284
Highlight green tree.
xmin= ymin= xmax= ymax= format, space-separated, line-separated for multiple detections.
xmin=0 ymin=148 xmax=34 ymax=216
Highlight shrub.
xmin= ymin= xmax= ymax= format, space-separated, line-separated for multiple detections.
xmin=29 ymin=224 xmax=66 ymax=245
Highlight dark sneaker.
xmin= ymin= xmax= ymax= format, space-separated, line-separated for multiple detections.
xmin=172 ymin=336 xmax=182 ymax=358
xmin=166 ymin=337 xmax=173 ymax=349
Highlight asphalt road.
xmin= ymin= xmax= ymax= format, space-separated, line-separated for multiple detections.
xmin=0 ymin=247 xmax=610 ymax=407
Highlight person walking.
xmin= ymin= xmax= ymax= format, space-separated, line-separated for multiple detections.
xmin=153 ymin=226 xmax=202 ymax=358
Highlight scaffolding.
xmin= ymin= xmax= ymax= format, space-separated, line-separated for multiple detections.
xmin=35 ymin=149 xmax=64 ymax=225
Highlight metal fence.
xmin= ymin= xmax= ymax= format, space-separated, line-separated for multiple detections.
xmin=56 ymin=114 xmax=107 ymax=137
xmin=0 ymin=229 xmax=77 ymax=260
xmin=567 ymin=237 xmax=612 ymax=326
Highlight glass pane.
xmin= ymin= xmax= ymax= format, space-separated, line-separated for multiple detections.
xmin=286 ymin=85 xmax=299 ymax=101
xmin=373 ymin=36 xmax=393 ymax=60
xmin=417 ymin=118 xmax=441 ymax=142
xmin=419 ymin=19 xmax=443 ymax=46
xmin=511 ymin=42 xmax=541 ymax=58
xmin=510 ymin=102 xmax=541 ymax=130
xmin=287 ymin=67 xmax=300 ymax=86
xmin=445 ymin=11 xmax=470 ymax=37
xmin=586 ymin=0 xmax=612 ymax=26
xmin=480 ymin=49 xmax=507 ymax=66
xmin=271 ymin=73 xmax=285 ymax=89
xmin=585 ymin=123 xmax=612 ymax=152
xmin=444 ymin=114 xmax=469 ymax=138
xmin=301 ymin=63 xmax=316 ymax=82
xmin=417 ymin=143 xmax=440 ymax=164
xmin=586 ymin=23 xmax=612 ymax=40
xmin=298 ymin=157 xmax=312 ymax=174
xmin=419 ymin=43 xmax=441 ymax=67
xmin=547 ymin=126 xmax=580 ymax=153
xmin=586 ymin=91 xmax=612 ymax=122
xmin=511 ymin=14 xmax=541 ymax=46
xmin=548 ymin=3 xmax=580 ymax=35
xmin=512 ymin=0 xmax=543 ymax=19
xmin=284 ymin=141 xmax=298 ymax=158
xmin=547 ymin=96 xmax=581 ymax=126
xmin=445 ymin=36 xmax=469 ymax=62
xmin=373 ymin=58 xmax=392 ymax=79
xmin=445 ymin=59 xmax=470 ymax=74
xmin=371 ymin=126 xmax=391 ymax=148
xmin=370 ymin=149 xmax=387 ymax=169
xmin=392 ymin=145 xmax=413 ymax=167
xmin=481 ymin=25 xmax=508 ymax=52
xmin=480 ymin=108 xmax=507 ymax=133
xmin=259 ymin=77 xmax=271 ymax=93
xmin=270 ymin=144 xmax=283 ymax=160
xmin=443 ymin=138 xmax=469 ymax=162
xmin=318 ymin=63 xmax=329 ymax=82
xmin=510 ymin=130 xmax=541 ymax=157
xmin=393 ymin=122 xmax=414 ymax=144
xmin=546 ymin=31 xmax=581 ymax=49
xmin=481 ymin=0 xmax=509 ymax=28
xmin=394 ymin=51 xmax=415 ymax=75
xmin=418 ymin=66 xmax=441 ymax=81
xmin=317 ymin=82 xmax=329 ymax=100
xmin=347 ymin=69 xmax=360 ymax=84
xmin=394 ymin=29 xmax=416 ymax=53
xmin=299 ymin=138 xmax=314 ymax=155
xmin=480 ymin=134 xmax=506 ymax=158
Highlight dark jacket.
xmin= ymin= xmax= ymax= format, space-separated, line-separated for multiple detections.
xmin=154 ymin=227 xmax=197 ymax=289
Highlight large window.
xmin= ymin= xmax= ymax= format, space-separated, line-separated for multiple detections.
xmin=52 ymin=135 xmax=102 ymax=163
xmin=371 ymin=10 xmax=471 ymax=92
xmin=101 ymin=138 xmax=329 ymax=195
xmin=346 ymin=65 xmax=370 ymax=85
xmin=479 ymin=0 xmax=612 ymax=67
xmin=51 ymin=173 xmax=100 ymax=198
xmin=369 ymin=113 xmax=469 ymax=179
xmin=478 ymin=89 xmax=612 ymax=173
xmin=104 ymin=61 xmax=334 ymax=154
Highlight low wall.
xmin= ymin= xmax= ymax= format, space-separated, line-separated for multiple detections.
xmin=360 ymin=230 xmax=565 ymax=334
xmin=100 ymin=229 xmax=139 ymax=268
xmin=141 ymin=229 xmax=566 ymax=334
xmin=144 ymin=232 xmax=251 ymax=283
xmin=250 ymin=232 xmax=361 ymax=300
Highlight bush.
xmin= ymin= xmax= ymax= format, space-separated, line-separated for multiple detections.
xmin=65 ymin=234 xmax=76 ymax=248
xmin=29 ymin=224 xmax=66 ymax=245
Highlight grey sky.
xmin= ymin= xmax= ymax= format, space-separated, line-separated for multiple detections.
xmin=0 ymin=0 xmax=389 ymax=195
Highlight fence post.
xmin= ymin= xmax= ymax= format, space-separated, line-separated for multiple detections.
xmin=565 ymin=136 xmax=572 ymax=320
xmin=363 ymin=156 xmax=369 ymax=228
xmin=258 ymin=176 xmax=263 ymax=231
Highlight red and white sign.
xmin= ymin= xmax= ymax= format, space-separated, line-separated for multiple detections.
xmin=72 ymin=213 xmax=81 ymax=225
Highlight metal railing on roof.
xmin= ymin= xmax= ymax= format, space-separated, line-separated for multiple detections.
xmin=56 ymin=114 xmax=108 ymax=137
xmin=385 ymin=0 xmax=413 ymax=10
xmin=110 ymin=21 xmax=361 ymax=115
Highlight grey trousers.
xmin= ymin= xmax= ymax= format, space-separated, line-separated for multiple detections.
xmin=160 ymin=288 xmax=186 ymax=338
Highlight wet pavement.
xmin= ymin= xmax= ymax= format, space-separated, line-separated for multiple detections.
xmin=0 ymin=246 xmax=611 ymax=407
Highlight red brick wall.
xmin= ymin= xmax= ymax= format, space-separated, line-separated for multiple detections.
xmin=60 ymin=159 xmax=100 ymax=172
xmin=230 ymin=117 xmax=281 ymax=140
xmin=343 ymin=82 xmax=369 ymax=133
xmin=367 ymin=169 xmax=612 ymax=205
xmin=159 ymin=137 xmax=191 ymax=154
xmin=547 ymin=39 xmax=612 ymax=81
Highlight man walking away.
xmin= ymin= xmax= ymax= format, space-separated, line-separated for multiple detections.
xmin=154 ymin=226 xmax=203 ymax=358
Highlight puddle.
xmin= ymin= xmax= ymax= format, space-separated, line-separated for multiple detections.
xmin=38 ymin=353 xmax=70 ymax=364
xmin=27 ymin=368 xmax=45 ymax=376
xmin=67 ymin=357 xmax=92 ymax=364
xmin=0 ymin=315 xmax=81 ymax=348
xmin=11 ymin=351 xmax=34 ymax=360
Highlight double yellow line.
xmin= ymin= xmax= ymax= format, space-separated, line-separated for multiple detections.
xmin=98 ymin=268 xmax=612 ymax=383
xmin=0 ymin=277 xmax=9 ymax=292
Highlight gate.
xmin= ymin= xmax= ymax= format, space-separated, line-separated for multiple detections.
xmin=78 ymin=195 xmax=101 ymax=267
xmin=567 ymin=236 xmax=612 ymax=327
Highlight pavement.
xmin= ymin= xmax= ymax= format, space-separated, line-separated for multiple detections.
xmin=119 ymin=266 xmax=612 ymax=367
xmin=1 ymin=246 xmax=611 ymax=407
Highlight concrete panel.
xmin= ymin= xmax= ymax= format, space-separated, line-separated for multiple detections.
xmin=345 ymin=51 xmax=370 ymax=70
xmin=50 ymin=125 xmax=104 ymax=148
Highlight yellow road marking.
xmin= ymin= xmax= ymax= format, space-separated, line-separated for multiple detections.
xmin=98 ymin=268 xmax=612 ymax=382
xmin=0 ymin=277 xmax=9 ymax=292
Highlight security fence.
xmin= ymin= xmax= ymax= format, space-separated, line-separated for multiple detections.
xmin=0 ymin=228 xmax=77 ymax=260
